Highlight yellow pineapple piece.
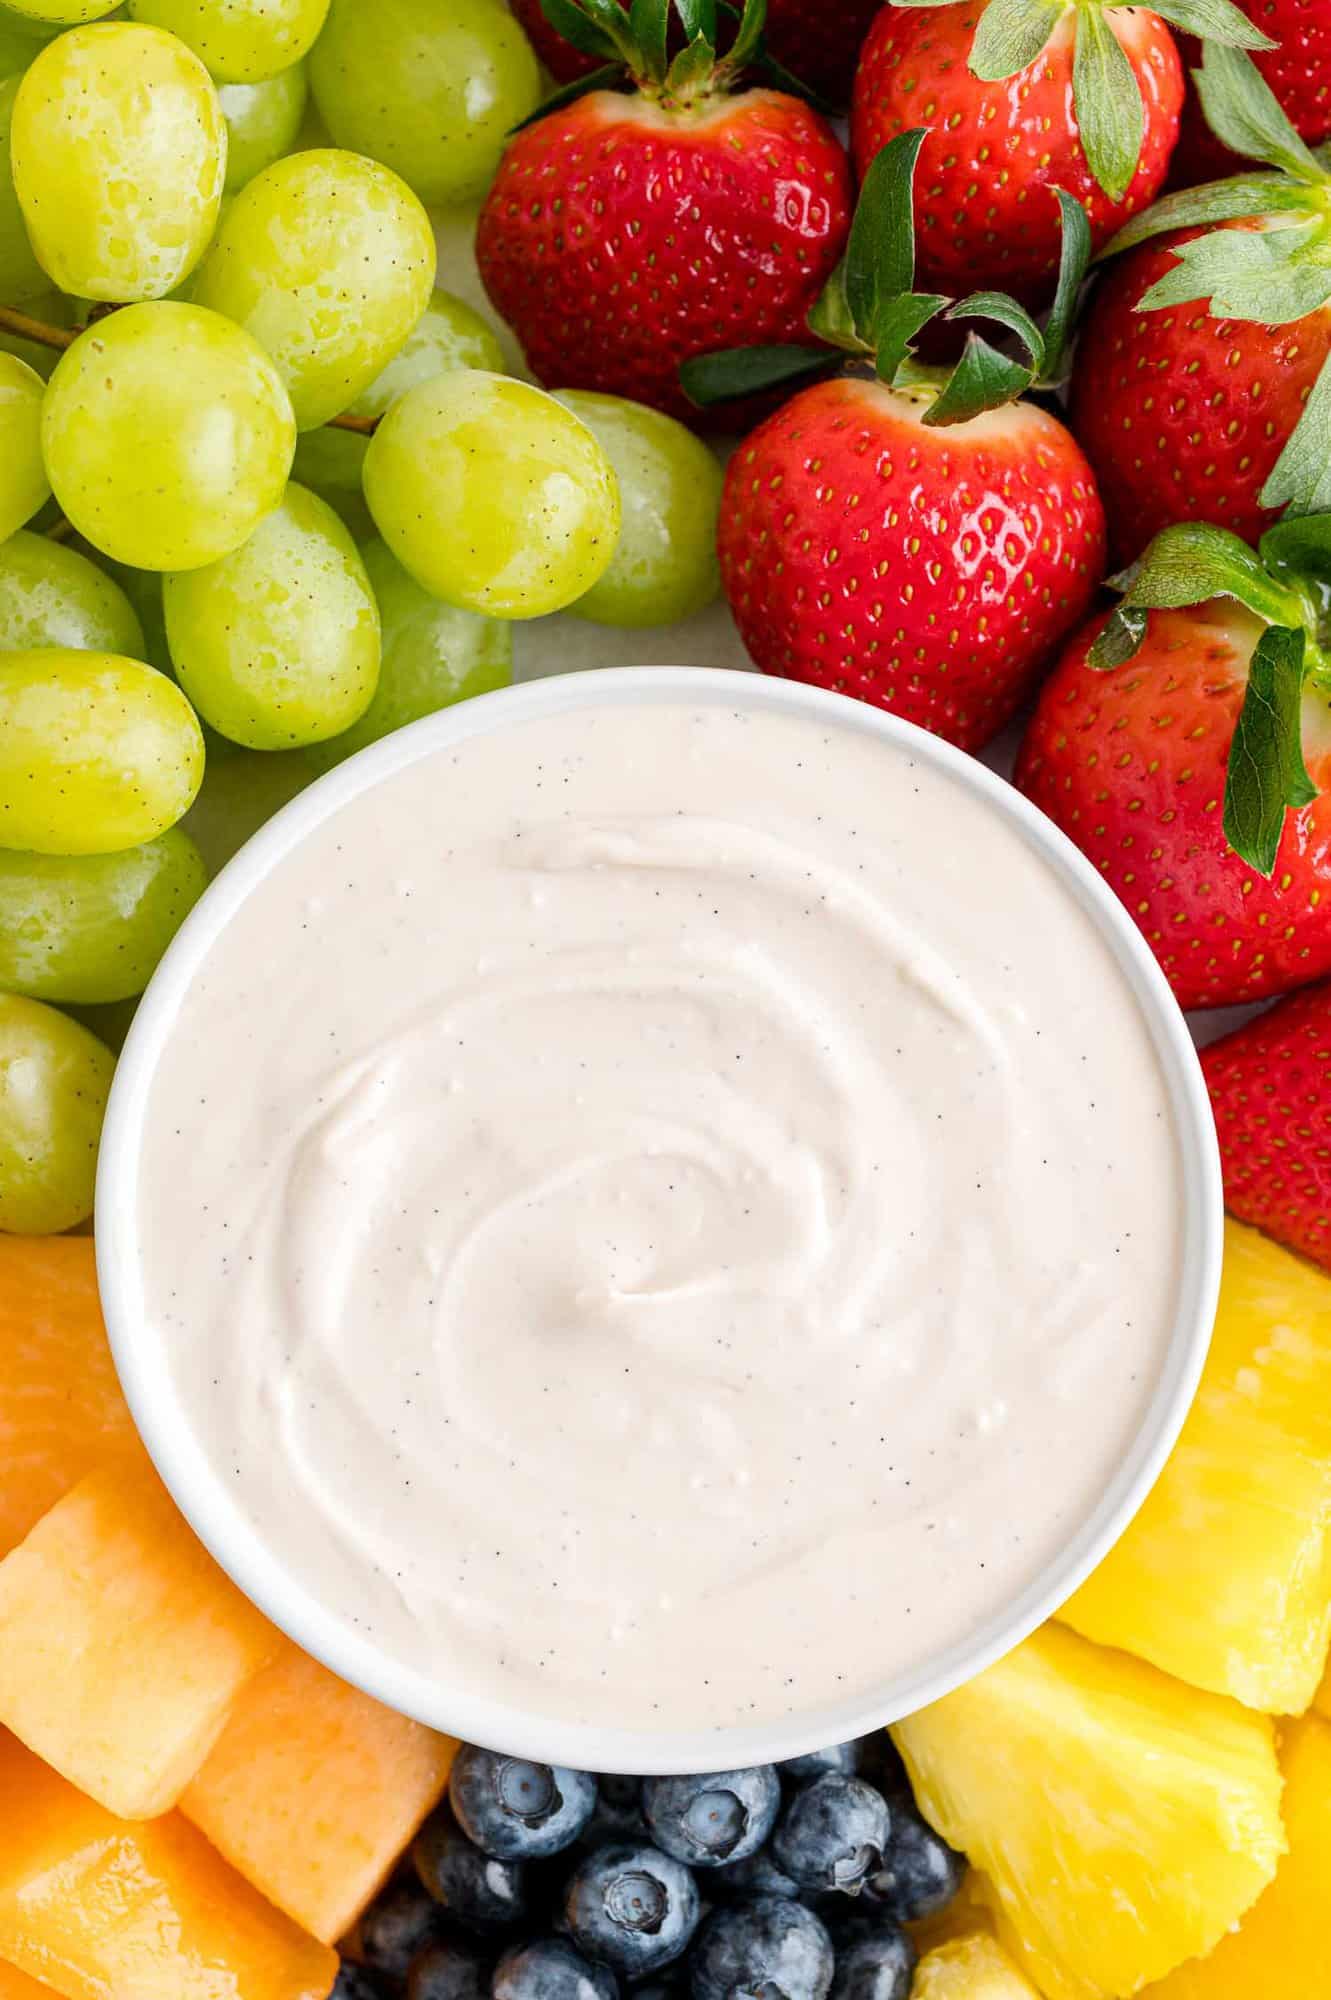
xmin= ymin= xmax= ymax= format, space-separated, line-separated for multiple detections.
xmin=1140 ymin=1712 xmax=1331 ymax=2000
xmin=892 ymin=1623 xmax=1284 ymax=2000
xmin=1315 ymin=1655 xmax=1330 ymax=1720
xmin=915 ymin=1930 xmax=1043 ymax=2000
xmin=0 ymin=1460 xmax=279 ymax=1819
xmin=180 ymin=1645 xmax=457 ymax=1944
xmin=1064 ymin=1220 xmax=1331 ymax=1714
xmin=0 ymin=1962 xmax=56 ymax=2000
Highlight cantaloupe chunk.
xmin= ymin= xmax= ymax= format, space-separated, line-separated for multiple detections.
xmin=915 ymin=1930 xmax=1043 ymax=2000
xmin=181 ymin=1645 xmax=457 ymax=1944
xmin=1140 ymin=1713 xmax=1331 ymax=1999
xmin=0 ymin=1960 xmax=58 ymax=2000
xmin=0 ymin=1460 xmax=279 ymax=1818
xmin=0 ymin=1236 xmax=137 ymax=1556
xmin=0 ymin=1730 xmax=337 ymax=2000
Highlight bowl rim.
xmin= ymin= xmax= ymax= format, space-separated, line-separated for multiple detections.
xmin=96 ymin=664 xmax=1223 ymax=1773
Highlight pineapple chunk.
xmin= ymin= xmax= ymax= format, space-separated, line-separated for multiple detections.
xmin=180 ymin=1645 xmax=457 ymax=1944
xmin=892 ymin=1623 xmax=1284 ymax=2000
xmin=0 ymin=1962 xmax=56 ymax=2000
xmin=1140 ymin=1713 xmax=1331 ymax=1999
xmin=915 ymin=1931 xmax=1043 ymax=2000
xmin=0 ymin=1730 xmax=337 ymax=2000
xmin=0 ymin=1460 xmax=279 ymax=1819
xmin=1316 ymin=1656 xmax=1330 ymax=1720
xmin=1063 ymin=1220 xmax=1331 ymax=1714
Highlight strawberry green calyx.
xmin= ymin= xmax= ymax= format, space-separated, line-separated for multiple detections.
xmin=526 ymin=0 xmax=809 ymax=118
xmin=1090 ymin=517 xmax=1331 ymax=873
xmin=680 ymin=130 xmax=1093 ymax=421
xmin=887 ymin=0 xmax=1271 ymax=200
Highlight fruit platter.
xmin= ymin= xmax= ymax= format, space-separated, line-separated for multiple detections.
xmin=5 ymin=0 xmax=1331 ymax=1995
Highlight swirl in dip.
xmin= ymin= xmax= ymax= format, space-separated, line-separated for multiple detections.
xmin=134 ymin=694 xmax=1185 ymax=1732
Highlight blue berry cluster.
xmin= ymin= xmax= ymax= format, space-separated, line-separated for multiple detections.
xmin=331 ymin=1733 xmax=965 ymax=1999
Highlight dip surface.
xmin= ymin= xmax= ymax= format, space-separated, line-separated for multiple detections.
xmin=136 ymin=697 xmax=1185 ymax=1732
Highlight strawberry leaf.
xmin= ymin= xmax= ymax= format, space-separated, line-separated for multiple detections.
xmin=1260 ymin=512 xmax=1331 ymax=587
xmin=719 ymin=0 xmax=766 ymax=73
xmin=666 ymin=33 xmax=716 ymax=92
xmin=1194 ymin=43 xmax=1328 ymax=182
xmin=845 ymin=130 xmax=929 ymax=347
xmin=672 ymin=0 xmax=717 ymax=41
xmin=679 ymin=342 xmax=838 ymax=406
xmin=1040 ymin=189 xmax=1093 ymax=383
xmin=945 ymin=291 xmax=1045 ymax=371
xmin=1261 ymin=352 xmax=1331 ymax=515
xmin=1072 ymin=7 xmax=1143 ymax=201
xmin=1149 ymin=0 xmax=1274 ymax=48
xmin=921 ymin=333 xmax=1034 ymax=425
xmin=1099 ymin=172 xmax=1314 ymax=259
xmin=630 ymin=0 xmax=670 ymax=73
xmin=1105 ymin=520 xmax=1305 ymax=624
xmin=1224 ymin=625 xmax=1316 ymax=876
xmin=1088 ymin=604 xmax=1151 ymax=669
xmin=874 ymin=292 xmax=951 ymax=378
xmin=540 ymin=0 xmax=630 ymax=58
xmin=968 ymin=0 xmax=1065 ymax=80
xmin=1137 ymin=219 xmax=1331 ymax=324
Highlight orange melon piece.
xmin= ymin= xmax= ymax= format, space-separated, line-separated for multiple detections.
xmin=1141 ymin=1712 xmax=1331 ymax=1999
xmin=0 ymin=1730 xmax=337 ymax=2000
xmin=0 ymin=1236 xmax=137 ymax=1557
xmin=0 ymin=1961 xmax=58 ymax=2000
xmin=0 ymin=1459 xmax=279 ymax=1819
xmin=181 ymin=1645 xmax=457 ymax=1944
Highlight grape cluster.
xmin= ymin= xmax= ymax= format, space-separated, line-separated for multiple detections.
xmin=0 ymin=0 xmax=726 ymax=1238
xmin=335 ymin=1737 xmax=967 ymax=2000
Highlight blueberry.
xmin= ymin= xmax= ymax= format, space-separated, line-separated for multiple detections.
xmin=779 ymin=1743 xmax=860 ymax=1784
xmin=494 ymin=1936 xmax=620 ymax=1999
xmin=691 ymin=1896 xmax=834 ymax=2000
xmin=772 ymin=1776 xmax=891 ymax=1894
xmin=709 ymin=1845 xmax=802 ymax=1903
xmin=406 ymin=1934 xmax=492 ymax=2000
xmin=413 ymin=1806 xmax=534 ymax=1931
xmin=357 ymin=1876 xmax=442 ymax=1979
xmin=642 ymin=1767 xmax=780 ymax=1868
xmin=860 ymin=1800 xmax=966 ymax=1922
xmin=330 ymin=1965 xmax=393 ymax=2000
xmin=562 ymin=1839 xmax=701 ymax=1978
xmin=827 ymin=1918 xmax=916 ymax=2000
xmin=449 ymin=1746 xmax=597 ymax=1860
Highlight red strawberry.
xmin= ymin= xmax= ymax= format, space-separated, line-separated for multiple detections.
xmin=719 ymin=377 xmax=1105 ymax=750
xmin=1070 ymin=228 xmax=1331 ymax=567
xmin=850 ymin=3 xmax=1188 ymax=306
xmin=510 ymin=0 xmax=882 ymax=103
xmin=477 ymin=4 xmax=852 ymax=421
xmin=1016 ymin=597 xmax=1331 ymax=1011
xmin=1170 ymin=0 xmax=1331 ymax=187
xmin=1202 ymin=983 xmax=1331 ymax=1270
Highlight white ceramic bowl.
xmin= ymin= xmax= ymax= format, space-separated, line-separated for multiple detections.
xmin=96 ymin=666 xmax=1223 ymax=1773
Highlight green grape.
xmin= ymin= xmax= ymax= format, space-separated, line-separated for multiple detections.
xmin=0 ymin=530 xmax=145 ymax=654
xmin=364 ymin=372 xmax=620 ymax=618
xmin=553 ymin=392 xmax=724 ymax=629
xmin=42 ymin=302 xmax=296 ymax=570
xmin=164 ymin=482 xmax=380 ymax=749
xmin=308 ymin=537 xmax=510 ymax=770
xmin=193 ymin=148 xmax=435 ymax=430
xmin=0 ymin=993 xmax=113 ymax=1233
xmin=308 ymin=0 xmax=538 ymax=209
xmin=293 ymin=287 xmax=504 ymax=535
xmin=1 ymin=0 xmax=119 ymax=22
xmin=126 ymin=0 xmax=327 ymax=83
xmin=0 ymin=648 xmax=205 ymax=854
xmin=11 ymin=25 xmax=226 ymax=303
xmin=0 ymin=828 xmax=207 ymax=1003
xmin=1 ymin=73 xmax=45 ymax=302
xmin=182 ymin=743 xmax=309 ymax=873
xmin=219 ymin=61 xmax=305 ymax=190
xmin=0 ymin=349 xmax=47 ymax=542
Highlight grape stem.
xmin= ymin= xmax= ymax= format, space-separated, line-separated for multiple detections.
xmin=0 ymin=305 xmax=379 ymax=436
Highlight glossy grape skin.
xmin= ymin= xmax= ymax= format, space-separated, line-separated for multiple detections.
xmin=219 ymin=61 xmax=306 ymax=190
xmin=193 ymin=148 xmax=435 ymax=429
xmin=293 ymin=288 xmax=504 ymax=537
xmin=2 ymin=0 xmax=117 ymax=24
xmin=364 ymin=371 xmax=620 ymax=618
xmin=126 ymin=0 xmax=328 ymax=83
xmin=42 ymin=302 xmax=296 ymax=570
xmin=11 ymin=25 xmax=226 ymax=302
xmin=0 ymin=349 xmax=45 ymax=541
xmin=308 ymin=0 xmax=539 ymax=208
xmin=555 ymin=392 xmax=724 ymax=629
xmin=0 ymin=531 xmax=145 ymax=655
xmin=0 ymin=828 xmax=207 ymax=1003
xmin=164 ymin=482 xmax=380 ymax=749
xmin=307 ymin=538 xmax=510 ymax=770
xmin=0 ymin=74 xmax=46 ymax=303
xmin=0 ymin=994 xmax=113 ymax=1234
xmin=0 ymin=649 xmax=205 ymax=854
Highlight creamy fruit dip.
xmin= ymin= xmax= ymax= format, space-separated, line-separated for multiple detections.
xmin=135 ymin=695 xmax=1184 ymax=1733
